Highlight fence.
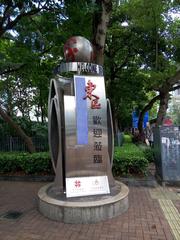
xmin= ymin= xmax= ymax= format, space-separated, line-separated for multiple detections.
xmin=0 ymin=133 xmax=125 ymax=152
xmin=0 ymin=136 xmax=48 ymax=152
xmin=114 ymin=132 xmax=124 ymax=146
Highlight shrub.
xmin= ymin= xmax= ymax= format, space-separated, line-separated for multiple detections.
xmin=123 ymin=134 xmax=132 ymax=143
xmin=143 ymin=147 xmax=155 ymax=162
xmin=138 ymin=144 xmax=155 ymax=162
xmin=0 ymin=153 xmax=19 ymax=173
xmin=113 ymin=143 xmax=149 ymax=176
xmin=0 ymin=152 xmax=52 ymax=174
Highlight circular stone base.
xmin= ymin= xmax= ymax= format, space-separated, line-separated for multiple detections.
xmin=38 ymin=181 xmax=129 ymax=224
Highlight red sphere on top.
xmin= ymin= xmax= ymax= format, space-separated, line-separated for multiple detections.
xmin=64 ymin=36 xmax=94 ymax=63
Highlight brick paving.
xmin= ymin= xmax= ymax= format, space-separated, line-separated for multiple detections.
xmin=158 ymin=199 xmax=180 ymax=239
xmin=0 ymin=181 xmax=178 ymax=240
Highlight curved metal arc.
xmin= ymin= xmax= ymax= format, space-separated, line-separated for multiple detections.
xmin=107 ymin=99 xmax=114 ymax=168
xmin=48 ymin=98 xmax=57 ymax=172
xmin=49 ymin=98 xmax=62 ymax=172
xmin=48 ymin=78 xmax=67 ymax=192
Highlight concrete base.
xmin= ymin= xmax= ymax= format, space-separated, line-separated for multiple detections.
xmin=38 ymin=181 xmax=129 ymax=224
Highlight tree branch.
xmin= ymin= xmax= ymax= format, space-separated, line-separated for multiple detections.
xmin=2 ymin=8 xmax=40 ymax=35
xmin=138 ymin=94 xmax=160 ymax=134
xmin=0 ymin=104 xmax=36 ymax=153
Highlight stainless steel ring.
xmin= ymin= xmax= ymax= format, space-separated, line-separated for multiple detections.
xmin=54 ymin=62 xmax=104 ymax=76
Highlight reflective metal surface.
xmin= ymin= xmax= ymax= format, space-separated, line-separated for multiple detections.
xmin=64 ymin=36 xmax=94 ymax=62
xmin=48 ymin=68 xmax=116 ymax=195
xmin=54 ymin=62 xmax=104 ymax=76
xmin=49 ymin=98 xmax=59 ymax=171
xmin=48 ymin=77 xmax=73 ymax=192
xmin=107 ymin=99 xmax=114 ymax=168
xmin=64 ymin=96 xmax=76 ymax=147
xmin=154 ymin=126 xmax=180 ymax=182
xmin=63 ymin=76 xmax=115 ymax=187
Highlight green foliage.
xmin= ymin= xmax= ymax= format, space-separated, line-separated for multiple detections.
xmin=113 ymin=143 xmax=149 ymax=176
xmin=143 ymin=147 xmax=155 ymax=163
xmin=123 ymin=134 xmax=132 ymax=143
xmin=138 ymin=144 xmax=155 ymax=163
xmin=0 ymin=152 xmax=52 ymax=174
xmin=105 ymin=0 xmax=179 ymax=130
xmin=168 ymin=101 xmax=180 ymax=125
xmin=0 ymin=153 xmax=19 ymax=173
xmin=0 ymin=0 xmax=179 ymax=137
xmin=0 ymin=117 xmax=48 ymax=138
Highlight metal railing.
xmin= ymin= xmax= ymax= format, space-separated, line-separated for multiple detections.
xmin=0 ymin=136 xmax=48 ymax=152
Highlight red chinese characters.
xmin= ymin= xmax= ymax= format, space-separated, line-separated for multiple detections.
xmin=83 ymin=80 xmax=101 ymax=109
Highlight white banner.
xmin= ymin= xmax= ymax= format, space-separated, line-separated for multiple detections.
xmin=66 ymin=176 xmax=110 ymax=198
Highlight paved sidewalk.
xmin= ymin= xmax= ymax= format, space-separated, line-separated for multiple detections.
xmin=0 ymin=181 xmax=179 ymax=240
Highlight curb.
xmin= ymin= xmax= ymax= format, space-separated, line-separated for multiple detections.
xmin=0 ymin=175 xmax=157 ymax=187
xmin=115 ymin=174 xmax=158 ymax=187
xmin=0 ymin=175 xmax=54 ymax=182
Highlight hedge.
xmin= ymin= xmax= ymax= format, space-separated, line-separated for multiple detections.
xmin=0 ymin=143 xmax=149 ymax=177
xmin=113 ymin=143 xmax=149 ymax=176
xmin=0 ymin=152 xmax=52 ymax=174
xmin=123 ymin=134 xmax=132 ymax=143
xmin=138 ymin=144 xmax=155 ymax=162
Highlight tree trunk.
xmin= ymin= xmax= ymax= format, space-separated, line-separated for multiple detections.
xmin=138 ymin=95 xmax=160 ymax=134
xmin=0 ymin=106 xmax=36 ymax=153
xmin=92 ymin=0 xmax=112 ymax=65
xmin=39 ymin=88 xmax=45 ymax=123
xmin=113 ymin=115 xmax=119 ymax=136
xmin=156 ymin=91 xmax=170 ymax=126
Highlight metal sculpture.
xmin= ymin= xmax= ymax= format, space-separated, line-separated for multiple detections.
xmin=48 ymin=36 xmax=115 ymax=197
